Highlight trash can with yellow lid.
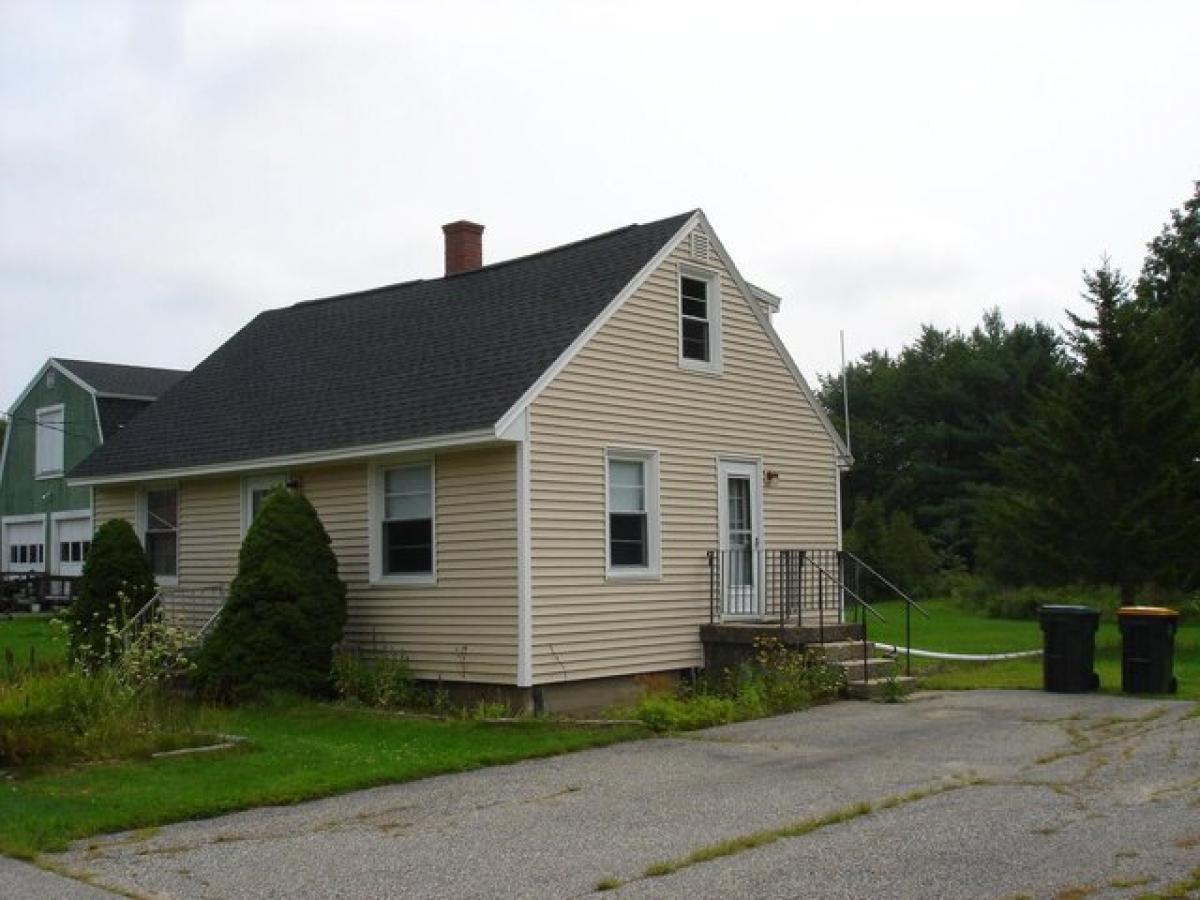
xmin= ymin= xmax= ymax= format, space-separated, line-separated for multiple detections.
xmin=1117 ymin=606 xmax=1179 ymax=695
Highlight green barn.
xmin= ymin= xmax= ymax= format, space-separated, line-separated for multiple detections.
xmin=1 ymin=358 xmax=186 ymax=583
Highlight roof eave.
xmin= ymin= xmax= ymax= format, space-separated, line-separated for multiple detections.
xmin=69 ymin=427 xmax=502 ymax=487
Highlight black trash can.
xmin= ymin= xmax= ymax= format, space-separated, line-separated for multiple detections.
xmin=1038 ymin=605 xmax=1100 ymax=693
xmin=1117 ymin=607 xmax=1179 ymax=694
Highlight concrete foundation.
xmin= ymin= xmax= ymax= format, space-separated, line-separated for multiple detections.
xmin=699 ymin=622 xmax=864 ymax=673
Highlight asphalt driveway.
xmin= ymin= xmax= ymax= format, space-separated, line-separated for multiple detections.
xmin=10 ymin=690 xmax=1200 ymax=899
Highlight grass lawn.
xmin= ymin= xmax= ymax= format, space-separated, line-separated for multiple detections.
xmin=0 ymin=616 xmax=645 ymax=858
xmin=0 ymin=701 xmax=645 ymax=859
xmin=0 ymin=614 xmax=67 ymax=670
xmin=867 ymin=599 xmax=1199 ymax=701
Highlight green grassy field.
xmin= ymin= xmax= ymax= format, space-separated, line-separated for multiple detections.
xmin=0 ymin=614 xmax=67 ymax=671
xmin=867 ymin=599 xmax=1199 ymax=700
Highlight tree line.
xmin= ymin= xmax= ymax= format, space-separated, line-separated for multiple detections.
xmin=819 ymin=183 xmax=1199 ymax=601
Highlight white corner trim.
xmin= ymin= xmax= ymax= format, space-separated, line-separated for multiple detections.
xmin=492 ymin=211 xmax=701 ymax=438
xmin=516 ymin=436 xmax=533 ymax=687
xmin=747 ymin=283 xmax=782 ymax=313
xmin=69 ymin=428 xmax=496 ymax=488
xmin=497 ymin=408 xmax=529 ymax=442
xmin=695 ymin=212 xmax=852 ymax=465
xmin=0 ymin=417 xmax=11 ymax=497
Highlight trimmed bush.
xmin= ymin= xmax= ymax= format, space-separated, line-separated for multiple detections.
xmin=195 ymin=487 xmax=347 ymax=701
xmin=66 ymin=519 xmax=156 ymax=668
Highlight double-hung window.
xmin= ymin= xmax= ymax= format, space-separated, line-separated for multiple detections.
xmin=34 ymin=405 xmax=65 ymax=477
xmin=605 ymin=449 xmax=660 ymax=578
xmin=143 ymin=487 xmax=179 ymax=579
xmin=678 ymin=269 xmax=721 ymax=372
xmin=377 ymin=463 xmax=435 ymax=581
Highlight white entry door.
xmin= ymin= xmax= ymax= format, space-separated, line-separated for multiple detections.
xmin=53 ymin=514 xmax=93 ymax=576
xmin=718 ymin=460 xmax=763 ymax=617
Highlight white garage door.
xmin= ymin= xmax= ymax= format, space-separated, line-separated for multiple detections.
xmin=4 ymin=519 xmax=46 ymax=573
xmin=54 ymin=515 xmax=93 ymax=577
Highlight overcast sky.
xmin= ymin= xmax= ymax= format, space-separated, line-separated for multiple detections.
xmin=2 ymin=0 xmax=1198 ymax=406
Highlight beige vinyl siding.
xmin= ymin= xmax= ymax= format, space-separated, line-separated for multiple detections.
xmin=179 ymin=478 xmax=241 ymax=587
xmin=529 ymin=236 xmax=839 ymax=683
xmin=304 ymin=447 xmax=518 ymax=683
xmin=99 ymin=445 xmax=519 ymax=684
xmin=93 ymin=486 xmax=136 ymax=529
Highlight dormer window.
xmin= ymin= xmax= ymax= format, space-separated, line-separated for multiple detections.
xmin=678 ymin=268 xmax=722 ymax=373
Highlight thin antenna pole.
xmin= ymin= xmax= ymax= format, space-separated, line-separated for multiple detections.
xmin=840 ymin=330 xmax=852 ymax=455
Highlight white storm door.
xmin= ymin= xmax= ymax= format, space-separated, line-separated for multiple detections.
xmin=718 ymin=460 xmax=763 ymax=617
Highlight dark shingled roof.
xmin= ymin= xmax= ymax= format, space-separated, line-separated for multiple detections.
xmin=72 ymin=212 xmax=694 ymax=479
xmin=55 ymin=359 xmax=187 ymax=399
xmin=95 ymin=397 xmax=154 ymax=441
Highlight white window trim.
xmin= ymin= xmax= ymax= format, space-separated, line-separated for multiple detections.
xmin=604 ymin=447 xmax=662 ymax=581
xmin=34 ymin=403 xmax=66 ymax=480
xmin=368 ymin=457 xmax=437 ymax=586
xmin=136 ymin=482 xmax=180 ymax=586
xmin=677 ymin=264 xmax=723 ymax=375
xmin=241 ymin=472 xmax=287 ymax=537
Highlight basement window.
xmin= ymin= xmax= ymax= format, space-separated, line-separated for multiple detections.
xmin=678 ymin=268 xmax=722 ymax=373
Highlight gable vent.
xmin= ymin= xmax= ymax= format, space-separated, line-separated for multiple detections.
xmin=689 ymin=229 xmax=712 ymax=262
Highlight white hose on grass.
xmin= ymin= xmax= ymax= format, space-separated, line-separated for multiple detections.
xmin=874 ymin=642 xmax=1042 ymax=661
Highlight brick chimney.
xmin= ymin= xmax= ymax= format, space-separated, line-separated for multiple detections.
xmin=442 ymin=220 xmax=484 ymax=275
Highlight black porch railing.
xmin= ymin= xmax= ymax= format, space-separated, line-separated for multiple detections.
xmin=706 ymin=548 xmax=930 ymax=676
xmin=706 ymin=548 xmax=850 ymax=626
xmin=1 ymin=571 xmax=81 ymax=611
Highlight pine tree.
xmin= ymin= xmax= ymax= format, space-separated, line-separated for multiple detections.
xmin=195 ymin=487 xmax=347 ymax=701
xmin=66 ymin=518 xmax=156 ymax=667
xmin=820 ymin=309 xmax=1065 ymax=568
xmin=1134 ymin=182 xmax=1200 ymax=590
xmin=980 ymin=259 xmax=1198 ymax=598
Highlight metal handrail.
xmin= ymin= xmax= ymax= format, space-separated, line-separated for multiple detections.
xmin=841 ymin=551 xmax=931 ymax=619
xmin=194 ymin=605 xmax=225 ymax=644
xmin=840 ymin=550 xmax=930 ymax=676
xmin=801 ymin=554 xmax=883 ymax=684
xmin=119 ymin=591 xmax=163 ymax=652
xmin=803 ymin=555 xmax=886 ymax=623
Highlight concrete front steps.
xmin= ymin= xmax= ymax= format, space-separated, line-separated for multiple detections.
xmin=699 ymin=624 xmax=920 ymax=700
xmin=812 ymin=640 xmax=920 ymax=700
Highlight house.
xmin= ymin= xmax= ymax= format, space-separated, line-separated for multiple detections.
xmin=69 ymin=211 xmax=852 ymax=708
xmin=0 ymin=359 xmax=187 ymax=588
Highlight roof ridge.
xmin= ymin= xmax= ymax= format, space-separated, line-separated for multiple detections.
xmin=291 ymin=210 xmax=695 ymax=311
